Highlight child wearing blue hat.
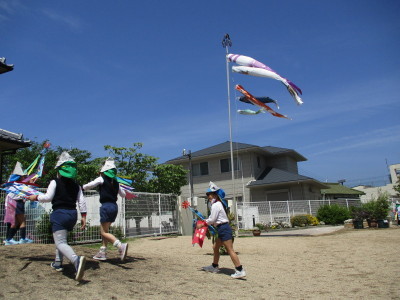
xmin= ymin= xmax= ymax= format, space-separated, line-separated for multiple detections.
xmin=197 ymin=181 xmax=246 ymax=279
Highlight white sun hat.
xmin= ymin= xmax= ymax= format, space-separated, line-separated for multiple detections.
xmin=12 ymin=162 xmax=25 ymax=176
xmin=55 ymin=151 xmax=75 ymax=168
xmin=100 ymin=157 xmax=116 ymax=172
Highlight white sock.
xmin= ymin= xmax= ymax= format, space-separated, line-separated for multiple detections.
xmin=113 ymin=240 xmax=121 ymax=249
xmin=100 ymin=246 xmax=106 ymax=253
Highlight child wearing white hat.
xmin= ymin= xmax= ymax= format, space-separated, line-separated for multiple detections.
xmin=198 ymin=181 xmax=246 ymax=279
xmin=28 ymin=152 xmax=87 ymax=281
xmin=3 ymin=162 xmax=34 ymax=245
xmin=82 ymin=158 xmax=128 ymax=262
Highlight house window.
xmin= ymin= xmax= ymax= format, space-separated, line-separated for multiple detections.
xmin=192 ymin=162 xmax=209 ymax=176
xmin=220 ymin=158 xmax=240 ymax=173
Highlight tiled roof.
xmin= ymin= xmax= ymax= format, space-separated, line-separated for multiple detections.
xmin=247 ymin=167 xmax=329 ymax=188
xmin=0 ymin=129 xmax=31 ymax=152
xmin=0 ymin=58 xmax=14 ymax=74
xmin=166 ymin=141 xmax=306 ymax=162
xmin=321 ymin=183 xmax=365 ymax=195
xmin=166 ymin=141 xmax=259 ymax=162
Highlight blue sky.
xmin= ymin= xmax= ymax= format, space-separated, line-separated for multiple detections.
xmin=1 ymin=0 xmax=399 ymax=187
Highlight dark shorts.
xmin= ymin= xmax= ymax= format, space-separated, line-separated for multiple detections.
xmin=100 ymin=202 xmax=118 ymax=223
xmin=15 ymin=200 xmax=25 ymax=215
xmin=216 ymin=223 xmax=233 ymax=242
xmin=50 ymin=209 xmax=77 ymax=232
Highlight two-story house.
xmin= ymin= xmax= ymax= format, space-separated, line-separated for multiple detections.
xmin=166 ymin=141 xmax=328 ymax=204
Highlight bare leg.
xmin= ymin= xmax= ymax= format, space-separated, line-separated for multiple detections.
xmin=212 ymin=238 xmax=222 ymax=265
xmin=15 ymin=214 xmax=26 ymax=238
xmin=222 ymin=239 xmax=241 ymax=267
xmin=100 ymin=222 xmax=117 ymax=246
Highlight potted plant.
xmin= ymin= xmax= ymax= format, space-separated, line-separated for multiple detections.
xmin=374 ymin=193 xmax=391 ymax=228
xmin=349 ymin=206 xmax=366 ymax=229
xmin=252 ymin=223 xmax=265 ymax=236
xmin=363 ymin=201 xmax=378 ymax=228
xmin=364 ymin=193 xmax=391 ymax=228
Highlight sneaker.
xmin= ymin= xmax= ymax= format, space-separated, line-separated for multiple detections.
xmin=231 ymin=268 xmax=246 ymax=279
xmin=19 ymin=238 xmax=34 ymax=244
xmin=93 ymin=251 xmax=107 ymax=261
xmin=119 ymin=243 xmax=128 ymax=261
xmin=75 ymin=256 xmax=86 ymax=281
xmin=50 ymin=262 xmax=64 ymax=272
xmin=4 ymin=239 xmax=19 ymax=245
xmin=202 ymin=265 xmax=220 ymax=273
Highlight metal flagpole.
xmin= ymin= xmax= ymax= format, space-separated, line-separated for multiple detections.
xmin=222 ymin=33 xmax=238 ymax=234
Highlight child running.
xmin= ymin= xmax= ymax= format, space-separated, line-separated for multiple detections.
xmin=3 ymin=162 xmax=34 ymax=245
xmin=82 ymin=158 xmax=128 ymax=262
xmin=197 ymin=181 xmax=246 ymax=279
xmin=28 ymin=152 xmax=87 ymax=281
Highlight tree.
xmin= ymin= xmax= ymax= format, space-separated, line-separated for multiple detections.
xmin=148 ymin=164 xmax=187 ymax=195
xmin=3 ymin=141 xmax=102 ymax=186
xmin=394 ymin=178 xmax=400 ymax=197
xmin=104 ymin=143 xmax=158 ymax=192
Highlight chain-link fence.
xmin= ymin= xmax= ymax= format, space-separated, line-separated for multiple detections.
xmin=237 ymin=199 xmax=362 ymax=229
xmin=0 ymin=189 xmax=179 ymax=245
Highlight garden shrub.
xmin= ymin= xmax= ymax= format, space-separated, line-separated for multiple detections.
xmin=316 ymin=204 xmax=350 ymax=225
xmin=290 ymin=214 xmax=319 ymax=227
xmin=35 ymin=211 xmax=53 ymax=244
xmin=290 ymin=215 xmax=309 ymax=227
xmin=306 ymin=214 xmax=320 ymax=226
xmin=254 ymin=223 xmax=266 ymax=230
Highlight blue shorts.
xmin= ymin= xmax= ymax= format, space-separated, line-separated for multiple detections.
xmin=15 ymin=200 xmax=25 ymax=215
xmin=100 ymin=202 xmax=118 ymax=223
xmin=50 ymin=209 xmax=77 ymax=232
xmin=216 ymin=223 xmax=233 ymax=241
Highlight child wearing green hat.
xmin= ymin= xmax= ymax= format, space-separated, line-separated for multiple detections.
xmin=82 ymin=158 xmax=128 ymax=262
xmin=28 ymin=152 xmax=87 ymax=281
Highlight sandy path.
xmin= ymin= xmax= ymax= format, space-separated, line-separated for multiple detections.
xmin=0 ymin=227 xmax=399 ymax=299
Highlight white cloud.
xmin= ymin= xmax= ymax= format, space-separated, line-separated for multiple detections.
xmin=0 ymin=0 xmax=24 ymax=21
xmin=304 ymin=125 xmax=400 ymax=156
xmin=41 ymin=8 xmax=82 ymax=30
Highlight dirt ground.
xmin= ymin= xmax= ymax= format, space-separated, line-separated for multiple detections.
xmin=0 ymin=226 xmax=399 ymax=300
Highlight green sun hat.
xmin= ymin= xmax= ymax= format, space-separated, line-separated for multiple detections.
xmin=55 ymin=152 xmax=77 ymax=178
xmin=58 ymin=161 xmax=77 ymax=178
xmin=101 ymin=158 xmax=117 ymax=179
xmin=104 ymin=168 xmax=117 ymax=179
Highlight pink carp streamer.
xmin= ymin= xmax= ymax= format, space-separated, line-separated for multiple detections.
xmin=228 ymin=53 xmax=303 ymax=105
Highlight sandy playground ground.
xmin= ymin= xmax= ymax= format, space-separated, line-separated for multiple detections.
xmin=0 ymin=226 xmax=399 ymax=300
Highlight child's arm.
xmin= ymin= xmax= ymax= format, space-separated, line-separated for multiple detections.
xmin=28 ymin=180 xmax=56 ymax=202
xmin=77 ymin=187 xmax=87 ymax=230
xmin=82 ymin=176 xmax=103 ymax=191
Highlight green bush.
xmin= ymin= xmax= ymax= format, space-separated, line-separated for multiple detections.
xmin=316 ymin=204 xmax=350 ymax=225
xmin=362 ymin=193 xmax=391 ymax=220
xmin=290 ymin=214 xmax=320 ymax=227
xmin=254 ymin=223 xmax=266 ymax=230
xmin=35 ymin=211 xmax=53 ymax=244
xmin=290 ymin=215 xmax=309 ymax=227
xmin=349 ymin=205 xmax=368 ymax=221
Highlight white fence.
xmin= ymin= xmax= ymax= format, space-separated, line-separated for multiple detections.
xmin=0 ymin=189 xmax=179 ymax=244
xmin=237 ymin=199 xmax=362 ymax=230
